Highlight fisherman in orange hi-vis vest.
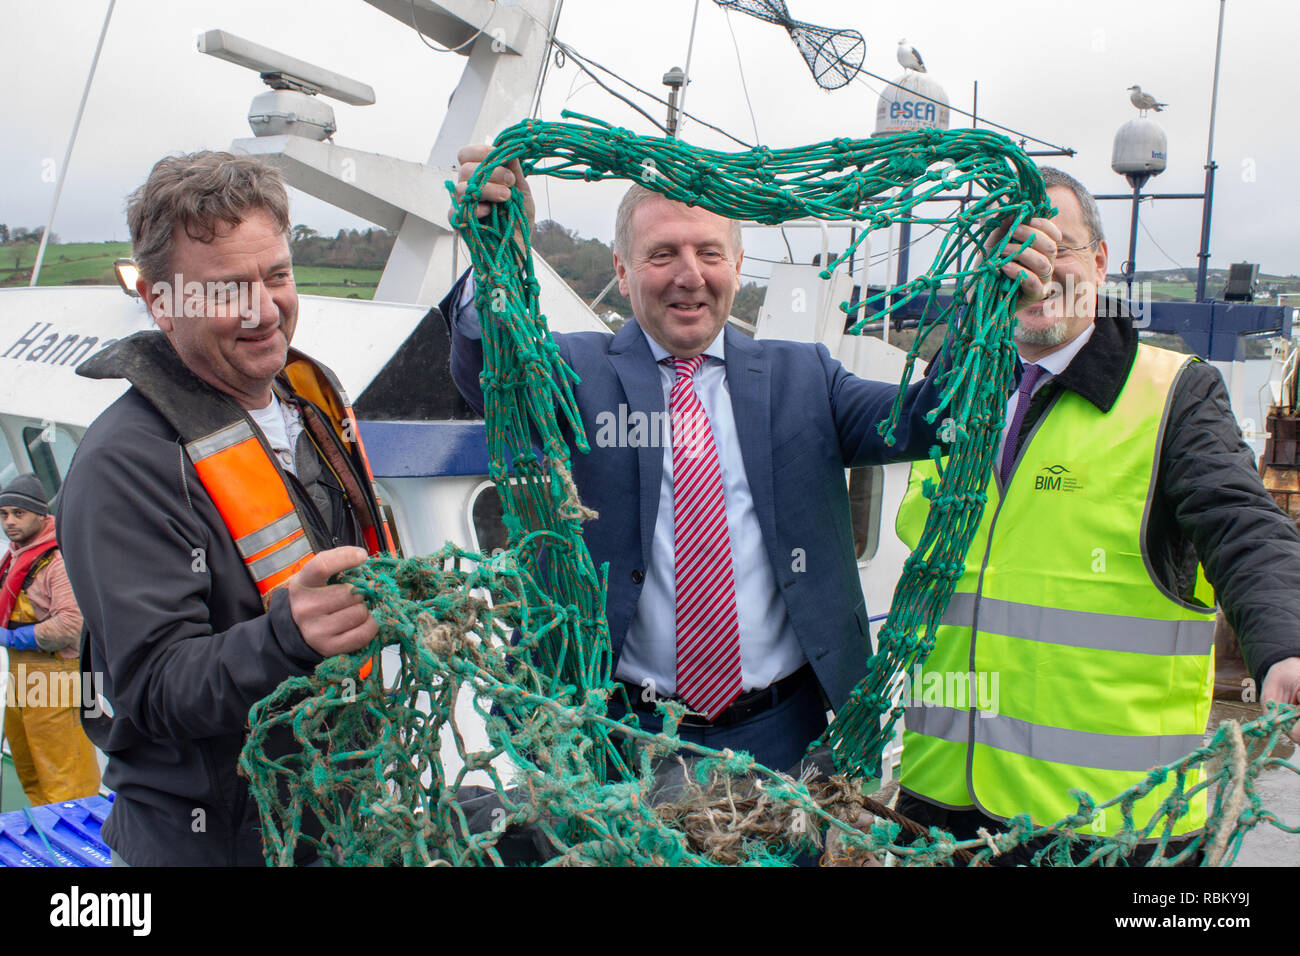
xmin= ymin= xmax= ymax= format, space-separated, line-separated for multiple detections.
xmin=57 ymin=151 xmax=393 ymax=867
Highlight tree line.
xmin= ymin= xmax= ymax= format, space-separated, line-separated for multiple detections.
xmin=287 ymin=220 xmax=765 ymax=321
xmin=0 ymin=225 xmax=59 ymax=245
xmin=0 ymin=220 xmax=768 ymax=321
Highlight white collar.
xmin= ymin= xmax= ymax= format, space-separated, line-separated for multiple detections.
xmin=642 ymin=324 xmax=727 ymax=365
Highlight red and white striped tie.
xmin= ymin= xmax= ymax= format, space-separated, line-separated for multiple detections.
xmin=669 ymin=354 xmax=743 ymax=721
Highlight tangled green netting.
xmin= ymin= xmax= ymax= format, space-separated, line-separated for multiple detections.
xmin=239 ymin=115 xmax=1300 ymax=866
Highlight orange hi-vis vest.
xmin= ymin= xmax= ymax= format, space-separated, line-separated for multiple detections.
xmin=80 ymin=332 xmax=393 ymax=608
xmin=185 ymin=353 xmax=394 ymax=603
xmin=0 ymin=541 xmax=58 ymax=627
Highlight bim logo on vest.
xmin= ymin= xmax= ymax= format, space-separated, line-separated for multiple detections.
xmin=1033 ymin=463 xmax=1083 ymax=493
xmin=908 ymin=664 xmax=1000 ymax=717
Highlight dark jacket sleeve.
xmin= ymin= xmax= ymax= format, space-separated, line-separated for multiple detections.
xmin=1158 ymin=361 xmax=1300 ymax=685
xmin=58 ymin=404 xmax=322 ymax=743
xmin=441 ymin=267 xmax=572 ymax=457
xmin=440 ymin=268 xmax=487 ymax=415
xmin=824 ymin=343 xmax=949 ymax=466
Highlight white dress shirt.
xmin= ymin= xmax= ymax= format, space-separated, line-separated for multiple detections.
xmin=615 ymin=328 xmax=807 ymax=696
xmin=248 ymin=393 xmax=304 ymax=476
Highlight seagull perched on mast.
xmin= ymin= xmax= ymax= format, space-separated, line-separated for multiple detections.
xmin=897 ymin=38 xmax=926 ymax=72
xmin=1128 ymin=85 xmax=1167 ymax=115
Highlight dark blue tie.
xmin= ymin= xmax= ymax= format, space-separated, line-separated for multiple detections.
xmin=1000 ymin=363 xmax=1044 ymax=485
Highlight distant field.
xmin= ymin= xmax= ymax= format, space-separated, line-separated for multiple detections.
xmin=292 ymin=266 xmax=380 ymax=300
xmin=0 ymin=240 xmax=130 ymax=287
xmin=0 ymin=241 xmax=378 ymax=300
xmin=1144 ymin=281 xmax=1198 ymax=302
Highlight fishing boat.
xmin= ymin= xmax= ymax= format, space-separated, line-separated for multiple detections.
xmin=1 ymin=0 xmax=1293 ymax=865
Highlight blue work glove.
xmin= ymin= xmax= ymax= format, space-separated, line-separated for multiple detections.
xmin=0 ymin=625 xmax=38 ymax=650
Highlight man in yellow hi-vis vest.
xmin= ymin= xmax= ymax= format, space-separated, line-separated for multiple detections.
xmin=895 ymin=167 xmax=1300 ymax=865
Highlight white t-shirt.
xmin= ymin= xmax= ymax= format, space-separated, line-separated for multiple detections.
xmin=248 ymin=393 xmax=305 ymax=476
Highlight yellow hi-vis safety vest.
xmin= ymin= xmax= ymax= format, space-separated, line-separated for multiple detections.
xmin=895 ymin=343 xmax=1217 ymax=838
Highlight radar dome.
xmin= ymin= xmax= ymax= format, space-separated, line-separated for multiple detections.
xmin=1111 ymin=117 xmax=1167 ymax=176
xmin=874 ymin=72 xmax=950 ymax=135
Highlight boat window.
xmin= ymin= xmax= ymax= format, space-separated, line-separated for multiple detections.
xmin=469 ymin=481 xmax=509 ymax=556
xmin=0 ymin=435 xmax=17 ymax=490
xmin=849 ymin=465 xmax=883 ymax=562
xmin=24 ymin=425 xmax=76 ymax=499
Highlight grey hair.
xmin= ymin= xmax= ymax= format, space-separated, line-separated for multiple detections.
xmin=126 ymin=151 xmax=291 ymax=284
xmin=1038 ymin=166 xmax=1105 ymax=244
xmin=613 ymin=184 xmax=743 ymax=260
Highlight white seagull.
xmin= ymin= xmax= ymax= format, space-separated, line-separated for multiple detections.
xmin=897 ymin=38 xmax=926 ymax=73
xmin=1128 ymin=85 xmax=1167 ymax=114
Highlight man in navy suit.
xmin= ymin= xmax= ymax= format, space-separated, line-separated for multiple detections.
xmin=444 ymin=148 xmax=1059 ymax=770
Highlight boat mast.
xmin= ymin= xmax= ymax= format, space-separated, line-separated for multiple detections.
xmin=30 ymin=0 xmax=116 ymax=287
xmin=671 ymin=0 xmax=703 ymax=137
xmin=1194 ymin=0 xmax=1227 ymax=302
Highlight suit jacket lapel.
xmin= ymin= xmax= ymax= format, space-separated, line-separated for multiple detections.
xmin=608 ymin=320 xmax=665 ymax=566
xmin=724 ymin=327 xmax=777 ymax=552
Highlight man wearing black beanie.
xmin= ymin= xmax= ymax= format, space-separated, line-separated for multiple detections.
xmin=0 ymin=473 xmax=101 ymax=806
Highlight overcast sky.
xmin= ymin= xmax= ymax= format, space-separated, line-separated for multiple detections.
xmin=4 ymin=0 xmax=1297 ymax=288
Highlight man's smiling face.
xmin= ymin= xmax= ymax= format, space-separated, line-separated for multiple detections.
xmin=1014 ymin=185 xmax=1107 ymax=360
xmin=140 ymin=207 xmax=297 ymax=409
xmin=613 ymin=195 xmax=743 ymax=358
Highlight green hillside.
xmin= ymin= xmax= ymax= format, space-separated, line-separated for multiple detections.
xmin=1 ymin=240 xmax=130 ymax=287
xmin=0 ymin=241 xmax=379 ymax=300
xmin=291 ymin=265 xmax=382 ymax=298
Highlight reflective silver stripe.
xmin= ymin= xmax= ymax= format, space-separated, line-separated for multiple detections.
xmin=904 ymin=704 xmax=967 ymax=743
xmin=248 ymin=533 xmax=313 ymax=583
xmin=941 ymin=592 xmax=1214 ymax=657
xmin=976 ymin=712 xmax=1204 ymax=773
xmin=907 ymin=704 xmax=1202 ymax=774
xmin=236 ymin=513 xmax=305 ymax=560
xmin=186 ymin=421 xmax=255 ymax=462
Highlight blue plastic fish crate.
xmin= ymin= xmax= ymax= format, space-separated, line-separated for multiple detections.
xmin=0 ymin=793 xmax=114 ymax=867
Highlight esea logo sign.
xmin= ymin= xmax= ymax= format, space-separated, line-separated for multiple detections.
xmin=1033 ymin=463 xmax=1085 ymax=493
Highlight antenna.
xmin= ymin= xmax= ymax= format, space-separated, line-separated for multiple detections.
xmin=197 ymin=30 xmax=375 ymax=104
xmin=663 ymin=66 xmax=686 ymax=137
xmin=197 ymin=29 xmax=375 ymax=140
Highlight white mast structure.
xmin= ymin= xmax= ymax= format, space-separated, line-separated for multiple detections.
xmin=206 ymin=0 xmax=595 ymax=325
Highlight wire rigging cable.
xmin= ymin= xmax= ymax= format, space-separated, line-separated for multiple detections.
xmin=549 ymin=38 xmax=753 ymax=147
xmin=405 ymin=0 xmax=498 ymax=54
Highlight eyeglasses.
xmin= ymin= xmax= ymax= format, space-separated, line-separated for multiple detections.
xmin=1056 ymin=238 xmax=1100 ymax=260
